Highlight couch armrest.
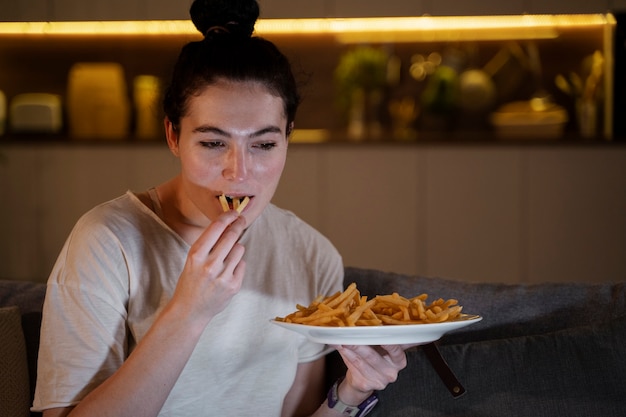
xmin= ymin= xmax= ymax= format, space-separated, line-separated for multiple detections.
xmin=0 ymin=306 xmax=31 ymax=417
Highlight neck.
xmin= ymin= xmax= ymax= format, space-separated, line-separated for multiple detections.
xmin=155 ymin=177 xmax=209 ymax=245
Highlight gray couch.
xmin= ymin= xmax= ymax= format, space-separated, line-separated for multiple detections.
xmin=2 ymin=267 xmax=625 ymax=417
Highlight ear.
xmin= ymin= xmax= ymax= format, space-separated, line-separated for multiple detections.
xmin=286 ymin=121 xmax=295 ymax=138
xmin=164 ymin=118 xmax=180 ymax=157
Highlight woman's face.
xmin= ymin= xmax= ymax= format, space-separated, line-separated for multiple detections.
xmin=166 ymin=79 xmax=289 ymax=227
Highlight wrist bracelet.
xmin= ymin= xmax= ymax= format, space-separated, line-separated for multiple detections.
xmin=326 ymin=377 xmax=379 ymax=417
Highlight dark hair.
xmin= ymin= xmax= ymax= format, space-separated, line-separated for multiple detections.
xmin=163 ymin=0 xmax=300 ymax=135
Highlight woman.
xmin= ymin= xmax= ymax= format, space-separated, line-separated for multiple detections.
xmin=32 ymin=1 xmax=408 ymax=416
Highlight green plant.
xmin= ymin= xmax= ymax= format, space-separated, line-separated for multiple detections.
xmin=334 ymin=46 xmax=389 ymax=114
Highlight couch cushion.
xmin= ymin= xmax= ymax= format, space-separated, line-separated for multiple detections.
xmin=0 ymin=279 xmax=46 ymax=410
xmin=344 ymin=267 xmax=626 ymax=343
xmin=0 ymin=306 xmax=31 ymax=417
xmin=0 ymin=280 xmax=46 ymax=315
xmin=370 ymin=316 xmax=626 ymax=417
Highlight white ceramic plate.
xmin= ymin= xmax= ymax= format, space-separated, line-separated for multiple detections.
xmin=270 ymin=314 xmax=482 ymax=345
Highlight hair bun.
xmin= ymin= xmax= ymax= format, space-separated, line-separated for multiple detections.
xmin=190 ymin=0 xmax=260 ymax=38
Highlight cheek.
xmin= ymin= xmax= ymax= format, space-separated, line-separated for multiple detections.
xmin=180 ymin=152 xmax=219 ymax=181
xmin=258 ymin=154 xmax=287 ymax=184
xmin=266 ymin=157 xmax=286 ymax=175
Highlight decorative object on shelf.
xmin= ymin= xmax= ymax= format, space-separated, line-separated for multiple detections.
xmin=66 ymin=62 xmax=131 ymax=140
xmin=489 ymin=100 xmax=568 ymax=139
xmin=418 ymin=48 xmax=463 ymax=132
xmin=133 ymin=75 xmax=162 ymax=140
xmin=555 ymin=50 xmax=605 ymax=138
xmin=335 ymin=46 xmax=389 ymax=140
xmin=388 ymin=96 xmax=419 ymax=140
xmin=420 ymin=64 xmax=460 ymax=115
xmin=413 ymin=46 xmax=498 ymax=132
xmin=457 ymin=68 xmax=497 ymax=113
xmin=9 ymin=93 xmax=63 ymax=134
xmin=576 ymin=98 xmax=597 ymax=139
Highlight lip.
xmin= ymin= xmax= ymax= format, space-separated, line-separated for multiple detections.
xmin=216 ymin=194 xmax=253 ymax=200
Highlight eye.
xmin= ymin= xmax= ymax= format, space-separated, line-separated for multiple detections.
xmin=200 ymin=141 xmax=225 ymax=149
xmin=253 ymin=142 xmax=278 ymax=151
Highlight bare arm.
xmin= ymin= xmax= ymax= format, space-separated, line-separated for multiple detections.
xmin=42 ymin=211 xmax=247 ymax=417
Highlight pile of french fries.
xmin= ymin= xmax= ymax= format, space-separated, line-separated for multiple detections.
xmin=276 ymin=283 xmax=463 ymax=327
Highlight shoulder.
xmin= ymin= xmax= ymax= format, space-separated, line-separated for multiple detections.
xmin=60 ymin=191 xmax=161 ymax=266
xmin=72 ymin=191 xmax=153 ymax=237
xmin=46 ymin=194 xmax=145 ymax=299
xmin=48 ymin=191 xmax=173 ymax=298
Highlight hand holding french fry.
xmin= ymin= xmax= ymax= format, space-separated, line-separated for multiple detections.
xmin=170 ymin=210 xmax=247 ymax=322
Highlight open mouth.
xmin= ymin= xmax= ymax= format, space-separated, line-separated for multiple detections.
xmin=218 ymin=194 xmax=251 ymax=213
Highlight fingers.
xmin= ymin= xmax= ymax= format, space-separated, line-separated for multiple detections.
xmin=174 ymin=211 xmax=247 ymax=319
xmin=200 ymin=211 xmax=247 ymax=254
xmin=335 ymin=345 xmax=408 ymax=392
xmin=180 ymin=210 xmax=247 ymax=290
xmin=221 ymin=242 xmax=246 ymax=285
xmin=380 ymin=344 xmax=407 ymax=368
xmin=341 ymin=345 xmax=407 ymax=372
xmin=187 ymin=211 xmax=246 ymax=268
xmin=400 ymin=342 xmax=423 ymax=350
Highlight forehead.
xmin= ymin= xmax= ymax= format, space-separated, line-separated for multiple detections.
xmin=194 ymin=79 xmax=279 ymax=103
xmin=182 ymin=80 xmax=287 ymax=133
xmin=190 ymin=80 xmax=284 ymax=113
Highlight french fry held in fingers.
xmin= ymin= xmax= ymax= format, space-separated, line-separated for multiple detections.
xmin=235 ymin=196 xmax=250 ymax=213
xmin=275 ymin=283 xmax=463 ymax=327
xmin=219 ymin=194 xmax=230 ymax=212
xmin=219 ymin=194 xmax=250 ymax=214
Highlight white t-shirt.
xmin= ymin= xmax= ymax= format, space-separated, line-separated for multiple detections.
xmin=33 ymin=191 xmax=343 ymax=416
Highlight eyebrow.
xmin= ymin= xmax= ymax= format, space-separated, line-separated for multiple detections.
xmin=193 ymin=125 xmax=283 ymax=138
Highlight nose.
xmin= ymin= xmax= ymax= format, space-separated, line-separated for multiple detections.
xmin=222 ymin=145 xmax=248 ymax=181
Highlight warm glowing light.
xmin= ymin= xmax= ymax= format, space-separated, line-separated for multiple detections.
xmin=0 ymin=14 xmax=614 ymax=42
xmin=0 ymin=20 xmax=198 ymax=35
